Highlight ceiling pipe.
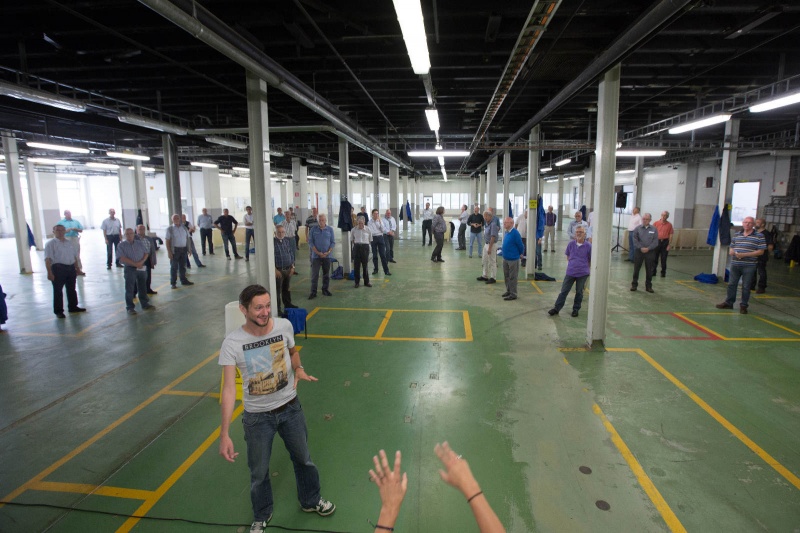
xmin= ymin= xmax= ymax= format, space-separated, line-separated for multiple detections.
xmin=475 ymin=0 xmax=693 ymax=174
xmin=137 ymin=0 xmax=412 ymax=171
xmin=190 ymin=125 xmax=338 ymax=135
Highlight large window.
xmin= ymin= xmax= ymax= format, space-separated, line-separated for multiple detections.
xmin=731 ymin=181 xmax=760 ymax=226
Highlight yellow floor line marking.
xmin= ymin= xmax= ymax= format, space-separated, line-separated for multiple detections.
xmin=673 ymin=313 xmax=728 ymax=340
xmin=754 ymin=295 xmax=800 ymax=299
xmin=769 ymin=282 xmax=800 ymax=294
xmin=722 ymin=338 xmax=800 ymax=342
xmin=164 ymin=390 xmax=221 ymax=398
xmin=307 ymin=307 xmax=467 ymax=313
xmin=0 ymin=351 xmax=220 ymax=508
xmin=75 ymin=308 xmax=127 ymax=338
xmin=593 ymin=404 xmax=686 ymax=533
xmin=463 ymin=311 xmax=473 ymax=341
xmin=117 ymin=403 xmax=245 ymax=532
xmin=558 ymin=347 xmax=590 ymax=352
xmin=675 ymin=280 xmax=706 ymax=293
xmin=753 ymin=316 xmax=800 ymax=337
xmin=29 ymin=481 xmax=155 ymax=500
xmin=608 ymin=348 xmax=800 ymax=491
xmin=306 ymin=307 xmax=321 ymax=320
xmin=374 ymin=310 xmax=394 ymax=339
xmin=304 ymin=334 xmax=471 ymax=342
xmin=530 ymin=280 xmax=543 ymax=294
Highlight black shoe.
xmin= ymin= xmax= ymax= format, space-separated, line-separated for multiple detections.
xmin=715 ymin=302 xmax=733 ymax=309
xmin=630 ymin=286 xmax=637 ymax=291
xmin=199 ymin=264 xmax=206 ymax=268
xmin=116 ymin=264 xmax=123 ymax=268
xmin=372 ymin=270 xmax=378 ymax=275
xmin=68 ymin=307 xmax=86 ymax=313
xmin=571 ymin=310 xmax=579 ymax=317
xmin=646 ymin=287 xmax=654 ymax=293
xmin=486 ymin=278 xmax=496 ymax=284
xmin=438 ymin=259 xmax=445 ymax=263
xmin=171 ymin=284 xmax=178 ymax=289
xmin=127 ymin=309 xmax=137 ymax=315
xmin=502 ymin=292 xmax=510 ymax=297
xmin=209 ymin=252 xmax=215 ymax=255
xmin=354 ymin=283 xmax=360 ymax=288
xmin=544 ymin=250 xmax=548 ymax=253
xmin=285 ymin=304 xmax=298 ymax=309
xmin=308 ymin=292 xmax=317 ymax=300
xmin=548 ymin=308 xmax=558 ymax=316
xmin=389 ymin=259 xmax=396 ymax=263
xmin=322 ymin=289 xmax=332 ymax=296
xmin=245 ymin=258 xmax=249 ymax=262
xmin=182 ymin=280 xmax=194 ymax=286
xmin=202 ymin=252 xmax=206 ymax=256
xmin=56 ymin=312 xmax=66 ymax=319
xmin=477 ymin=276 xmax=488 ymax=281
xmin=235 ymin=255 xmax=243 ymax=259
xmin=385 ymin=271 xmax=391 ymax=276
xmin=431 ymin=259 xmax=437 ymax=263
xmin=227 ymin=256 xmax=231 ymax=260
xmin=147 ymin=290 xmax=158 ymax=295
xmin=503 ymin=295 xmax=517 ymax=301
xmin=107 ymin=266 xmax=111 ymax=270
xmin=740 ymin=306 xmax=748 ymax=314
xmin=365 ymin=283 xmax=372 ymax=287
xmin=660 ymin=272 xmax=666 ymax=277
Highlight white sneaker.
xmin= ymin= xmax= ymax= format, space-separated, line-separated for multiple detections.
xmin=302 ymin=497 xmax=336 ymax=516
xmin=250 ymin=516 xmax=271 ymax=532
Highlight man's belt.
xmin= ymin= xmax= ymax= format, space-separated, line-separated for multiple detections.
xmin=264 ymin=396 xmax=297 ymax=415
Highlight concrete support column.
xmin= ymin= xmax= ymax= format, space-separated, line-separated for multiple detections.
xmin=361 ymin=173 xmax=367 ymax=212
xmin=586 ymin=63 xmax=621 ymax=348
xmin=339 ymin=138 xmax=352 ymax=267
xmin=712 ymin=118 xmax=740 ymax=277
xmin=133 ymin=162 xmax=150 ymax=229
xmin=202 ymin=167 xmax=222 ymax=219
xmin=557 ymin=174 xmax=564 ymax=231
xmin=585 ymin=155 xmax=596 ymax=212
xmin=373 ymin=155 xmax=380 ymax=212
xmin=326 ymin=171 xmax=334 ymax=224
xmin=246 ymin=71 xmax=277 ymax=301
xmin=478 ymin=172 xmax=485 ymax=210
xmin=24 ymin=160 xmax=45 ymax=249
xmin=118 ymin=167 xmax=139 ymax=230
xmin=2 ymin=132 xmax=33 ymax=273
xmin=293 ymin=157 xmax=308 ymax=225
xmin=37 ymin=171 xmax=60 ymax=237
xmin=162 ymin=134 xmax=181 ymax=217
xmin=674 ymin=162 xmax=698 ymax=229
xmin=487 ymin=157 xmax=498 ymax=213
xmin=389 ymin=164 xmax=399 ymax=220
xmin=526 ymin=127 xmax=540 ymax=277
xmin=634 ymin=157 xmax=644 ymax=209
xmin=400 ymin=174 xmax=407 ymax=231
xmin=502 ymin=151 xmax=511 ymax=217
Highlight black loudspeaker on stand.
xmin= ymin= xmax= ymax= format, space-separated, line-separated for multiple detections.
xmin=611 ymin=192 xmax=628 ymax=252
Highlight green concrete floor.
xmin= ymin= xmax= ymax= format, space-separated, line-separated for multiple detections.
xmin=0 ymin=225 xmax=798 ymax=532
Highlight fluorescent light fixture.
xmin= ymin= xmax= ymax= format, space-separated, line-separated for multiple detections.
xmin=749 ymin=91 xmax=800 ymax=113
xmin=27 ymin=141 xmax=89 ymax=154
xmin=333 ymin=179 xmax=341 ymax=183
xmin=118 ymin=114 xmax=188 ymax=135
xmin=554 ymin=158 xmax=571 ymax=167
xmin=668 ymin=114 xmax=731 ymax=134
xmin=270 ymin=150 xmax=285 ymax=157
xmin=0 ymin=80 xmax=87 ymax=112
xmin=28 ymin=157 xmax=72 ymax=165
xmin=232 ymin=166 xmax=250 ymax=172
xmin=86 ymin=162 xmax=120 ymax=170
xmin=348 ymin=172 xmax=358 ymax=177
xmin=408 ymin=150 xmax=470 ymax=157
xmin=616 ymin=150 xmax=666 ymax=157
xmin=205 ymin=136 xmax=248 ymax=149
xmin=616 ymin=169 xmax=636 ymax=174
xmin=392 ymin=0 xmax=431 ymax=75
xmin=270 ymin=171 xmax=277 ymax=176
xmin=540 ymin=166 xmax=552 ymax=172
xmin=425 ymin=108 xmax=440 ymax=131
xmin=107 ymin=150 xmax=150 ymax=161
xmin=357 ymin=170 xmax=372 ymax=176
xmin=307 ymin=176 xmax=326 ymax=181
xmin=306 ymin=158 xmax=324 ymax=166
xmin=0 ymin=155 xmax=4 ymax=160
xmin=379 ymin=177 xmax=390 ymax=181
xmin=128 ymin=166 xmax=156 ymax=172
xmin=190 ymin=161 xmax=219 ymax=168
xmin=56 ymin=173 xmax=87 ymax=178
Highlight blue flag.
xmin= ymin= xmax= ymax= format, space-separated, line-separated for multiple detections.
xmin=508 ymin=199 xmax=513 ymax=219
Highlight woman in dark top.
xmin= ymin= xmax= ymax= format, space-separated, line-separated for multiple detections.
xmin=431 ymin=206 xmax=447 ymax=263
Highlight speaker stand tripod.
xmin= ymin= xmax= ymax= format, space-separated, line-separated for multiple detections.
xmin=611 ymin=208 xmax=628 ymax=252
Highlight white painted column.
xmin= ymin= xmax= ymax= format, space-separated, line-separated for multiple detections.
xmin=373 ymin=155 xmax=380 ymax=212
xmin=118 ymin=167 xmax=139 ymax=230
xmin=526 ymin=127 xmax=540 ymax=277
xmin=162 ymin=134 xmax=182 ymax=217
xmin=402 ymin=174 xmax=409 ymax=231
xmin=24 ymin=160 xmax=45 ymax=249
xmin=712 ymin=118 xmax=740 ymax=277
xmin=634 ymin=156 xmax=644 ymax=209
xmin=246 ymin=71 xmax=277 ymax=301
xmin=389 ymin=164 xmax=399 ymax=220
xmin=361 ymin=172 xmax=367 ymax=212
xmin=133 ymin=161 xmax=150 ymax=229
xmin=585 ymin=155 xmax=596 ymax=212
xmin=37 ymin=171 xmax=60 ymax=237
xmin=326 ymin=171 xmax=334 ymax=224
xmin=339 ymin=138 xmax=352 ymax=267
xmin=586 ymin=64 xmax=621 ymax=348
xmin=478 ymin=172 xmax=485 ymax=210
xmin=293 ymin=157 xmax=308 ymax=225
xmin=202 ymin=167 xmax=222 ymax=219
xmin=502 ymin=151 xmax=511 ymax=218
xmin=557 ymin=174 xmax=564 ymax=232
xmin=2 ymin=132 xmax=33 ymax=273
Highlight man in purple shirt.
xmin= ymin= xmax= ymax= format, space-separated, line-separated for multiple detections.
xmin=548 ymin=226 xmax=591 ymax=317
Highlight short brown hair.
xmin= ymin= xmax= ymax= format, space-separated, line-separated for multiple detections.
xmin=436 ymin=206 xmax=444 ymax=215
xmin=239 ymin=284 xmax=270 ymax=308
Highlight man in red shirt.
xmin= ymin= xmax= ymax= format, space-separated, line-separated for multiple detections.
xmin=653 ymin=211 xmax=674 ymax=278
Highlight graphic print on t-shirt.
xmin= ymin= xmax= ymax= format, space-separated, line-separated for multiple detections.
xmin=243 ymin=335 xmax=289 ymax=395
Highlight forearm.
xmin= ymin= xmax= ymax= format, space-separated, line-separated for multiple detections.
xmin=375 ymin=506 xmax=401 ymax=532
xmin=470 ymin=496 xmax=505 ymax=533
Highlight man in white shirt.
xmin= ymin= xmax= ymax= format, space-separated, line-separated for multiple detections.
xmin=382 ymin=209 xmax=398 ymax=263
xmin=421 ymin=203 xmax=433 ymax=246
xmin=350 ymin=216 xmax=372 ymax=287
xmin=627 ymin=207 xmax=642 ymax=262
xmin=244 ymin=206 xmax=255 ymax=262
xmin=100 ymin=208 xmax=123 ymax=269
xmin=457 ymin=205 xmax=469 ymax=250
xmin=165 ymin=214 xmax=194 ymax=289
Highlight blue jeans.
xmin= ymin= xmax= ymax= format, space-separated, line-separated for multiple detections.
xmin=553 ymin=274 xmax=588 ymax=312
xmin=371 ymin=235 xmax=389 ymax=273
xmin=222 ymin=231 xmax=239 ymax=257
xmin=242 ymin=401 xmax=321 ymax=520
xmin=124 ymin=266 xmax=149 ymax=310
xmin=245 ymin=228 xmax=255 ymax=259
xmin=469 ymin=232 xmax=483 ymax=257
xmin=628 ymin=232 xmax=635 ymax=261
xmin=725 ymin=263 xmax=757 ymax=308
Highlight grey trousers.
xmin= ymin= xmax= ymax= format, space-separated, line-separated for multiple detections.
xmin=503 ymin=259 xmax=520 ymax=297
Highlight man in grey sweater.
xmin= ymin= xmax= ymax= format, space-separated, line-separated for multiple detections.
xmin=630 ymin=213 xmax=659 ymax=293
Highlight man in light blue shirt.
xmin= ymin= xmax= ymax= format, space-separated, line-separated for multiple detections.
xmin=273 ymin=207 xmax=286 ymax=227
xmin=197 ymin=207 xmax=214 ymax=255
xmin=308 ymin=214 xmax=335 ymax=299
xmin=57 ymin=210 xmax=84 ymax=273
